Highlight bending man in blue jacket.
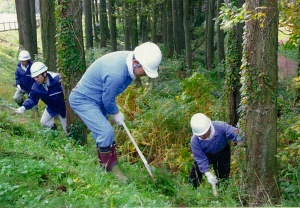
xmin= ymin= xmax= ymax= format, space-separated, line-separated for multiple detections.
xmin=15 ymin=62 xmax=67 ymax=134
xmin=13 ymin=50 xmax=35 ymax=106
xmin=189 ymin=113 xmax=244 ymax=188
xmin=69 ymin=42 xmax=162 ymax=180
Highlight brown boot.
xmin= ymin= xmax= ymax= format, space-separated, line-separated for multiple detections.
xmin=97 ymin=142 xmax=127 ymax=181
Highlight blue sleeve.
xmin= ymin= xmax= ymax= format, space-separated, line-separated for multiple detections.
xmin=102 ymin=75 xmax=123 ymax=114
xmin=191 ymin=137 xmax=210 ymax=173
xmin=223 ymin=122 xmax=240 ymax=142
xmin=15 ymin=67 xmax=21 ymax=86
xmin=22 ymin=90 xmax=39 ymax=110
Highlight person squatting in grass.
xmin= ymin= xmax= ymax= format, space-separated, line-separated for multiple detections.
xmin=13 ymin=50 xmax=38 ymax=113
xmin=69 ymin=42 xmax=162 ymax=181
xmin=189 ymin=113 xmax=244 ymax=188
xmin=14 ymin=62 xmax=67 ymax=134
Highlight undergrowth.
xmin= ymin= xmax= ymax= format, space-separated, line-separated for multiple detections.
xmin=0 ymin=29 xmax=299 ymax=207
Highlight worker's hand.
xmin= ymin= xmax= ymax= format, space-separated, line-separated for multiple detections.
xmin=113 ymin=112 xmax=125 ymax=126
xmin=17 ymin=85 xmax=21 ymax=90
xmin=15 ymin=106 xmax=26 ymax=114
xmin=205 ymin=172 xmax=218 ymax=185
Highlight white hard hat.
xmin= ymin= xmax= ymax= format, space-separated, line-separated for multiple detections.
xmin=190 ymin=113 xmax=212 ymax=136
xmin=133 ymin=42 xmax=162 ymax=78
xmin=18 ymin=50 xmax=31 ymax=61
xmin=31 ymin=62 xmax=47 ymax=77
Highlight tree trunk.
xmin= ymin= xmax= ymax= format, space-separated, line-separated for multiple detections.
xmin=40 ymin=0 xmax=57 ymax=72
xmin=242 ymin=0 xmax=280 ymax=205
xmin=172 ymin=0 xmax=180 ymax=55
xmin=100 ymin=0 xmax=109 ymax=47
xmin=166 ymin=0 xmax=174 ymax=57
xmin=183 ymin=0 xmax=192 ymax=73
xmin=131 ymin=2 xmax=138 ymax=49
xmin=92 ymin=0 xmax=100 ymax=43
xmin=29 ymin=0 xmax=37 ymax=56
xmin=140 ymin=0 xmax=149 ymax=43
xmin=226 ymin=0 xmax=244 ymax=126
xmin=151 ymin=0 xmax=157 ymax=43
xmin=84 ymin=0 xmax=93 ymax=49
xmin=56 ymin=0 xmax=87 ymax=145
xmin=15 ymin=0 xmax=37 ymax=57
xmin=216 ymin=0 xmax=225 ymax=63
xmin=205 ymin=0 xmax=215 ymax=70
xmin=108 ymin=0 xmax=117 ymax=51
xmin=123 ymin=0 xmax=131 ymax=50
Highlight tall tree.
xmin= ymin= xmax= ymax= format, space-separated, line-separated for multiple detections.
xmin=131 ymin=1 xmax=138 ymax=48
xmin=99 ymin=0 xmax=109 ymax=47
xmin=123 ymin=0 xmax=131 ymax=50
xmin=216 ymin=0 xmax=225 ymax=63
xmin=139 ymin=0 xmax=149 ymax=42
xmin=205 ymin=0 xmax=215 ymax=70
xmin=241 ymin=0 xmax=280 ymax=205
xmin=56 ymin=0 xmax=87 ymax=145
xmin=183 ymin=0 xmax=192 ymax=72
xmin=40 ymin=0 xmax=57 ymax=71
xmin=15 ymin=0 xmax=37 ymax=57
xmin=84 ymin=0 xmax=93 ymax=49
xmin=108 ymin=0 xmax=117 ymax=51
xmin=151 ymin=0 xmax=158 ymax=43
xmin=91 ymin=0 xmax=100 ymax=43
xmin=172 ymin=0 xmax=180 ymax=55
xmin=166 ymin=0 xmax=174 ymax=57
xmin=29 ymin=0 xmax=37 ymax=55
xmin=223 ymin=0 xmax=244 ymax=126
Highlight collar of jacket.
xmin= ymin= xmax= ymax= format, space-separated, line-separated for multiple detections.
xmin=126 ymin=52 xmax=136 ymax=80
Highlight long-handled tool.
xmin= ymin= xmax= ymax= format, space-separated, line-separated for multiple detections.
xmin=0 ymin=104 xmax=17 ymax=111
xmin=122 ymin=121 xmax=154 ymax=179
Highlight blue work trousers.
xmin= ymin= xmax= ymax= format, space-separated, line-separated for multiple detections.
xmin=69 ymin=90 xmax=114 ymax=147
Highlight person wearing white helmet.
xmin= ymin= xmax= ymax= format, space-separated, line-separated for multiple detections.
xmin=189 ymin=113 xmax=244 ymax=188
xmin=14 ymin=62 xmax=67 ymax=134
xmin=13 ymin=50 xmax=36 ymax=107
xmin=69 ymin=42 xmax=162 ymax=181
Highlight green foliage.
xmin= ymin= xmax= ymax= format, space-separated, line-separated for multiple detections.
xmin=219 ymin=3 xmax=246 ymax=31
xmin=279 ymin=0 xmax=300 ymax=48
xmin=67 ymin=120 xmax=87 ymax=146
xmin=0 ymin=15 xmax=299 ymax=207
xmin=55 ymin=0 xmax=86 ymax=86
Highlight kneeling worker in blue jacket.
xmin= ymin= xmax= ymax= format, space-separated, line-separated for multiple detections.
xmin=69 ymin=42 xmax=162 ymax=180
xmin=15 ymin=62 xmax=67 ymax=134
xmin=189 ymin=113 xmax=244 ymax=188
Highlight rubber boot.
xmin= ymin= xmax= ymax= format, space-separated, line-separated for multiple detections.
xmin=97 ymin=142 xmax=127 ymax=181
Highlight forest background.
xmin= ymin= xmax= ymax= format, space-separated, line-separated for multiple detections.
xmin=0 ymin=0 xmax=299 ymax=207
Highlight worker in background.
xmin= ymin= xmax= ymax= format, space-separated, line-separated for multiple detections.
xmin=69 ymin=42 xmax=162 ymax=181
xmin=14 ymin=62 xmax=67 ymax=134
xmin=13 ymin=50 xmax=38 ymax=113
xmin=189 ymin=113 xmax=244 ymax=188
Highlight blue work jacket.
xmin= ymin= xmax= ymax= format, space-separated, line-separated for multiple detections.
xmin=15 ymin=61 xmax=35 ymax=93
xmin=23 ymin=72 xmax=66 ymax=117
xmin=74 ymin=51 xmax=133 ymax=115
xmin=190 ymin=121 xmax=240 ymax=173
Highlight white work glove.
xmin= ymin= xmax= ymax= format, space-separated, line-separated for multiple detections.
xmin=17 ymin=85 xmax=21 ymax=90
xmin=112 ymin=112 xmax=125 ymax=126
xmin=15 ymin=106 xmax=26 ymax=114
xmin=205 ymin=172 xmax=218 ymax=185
